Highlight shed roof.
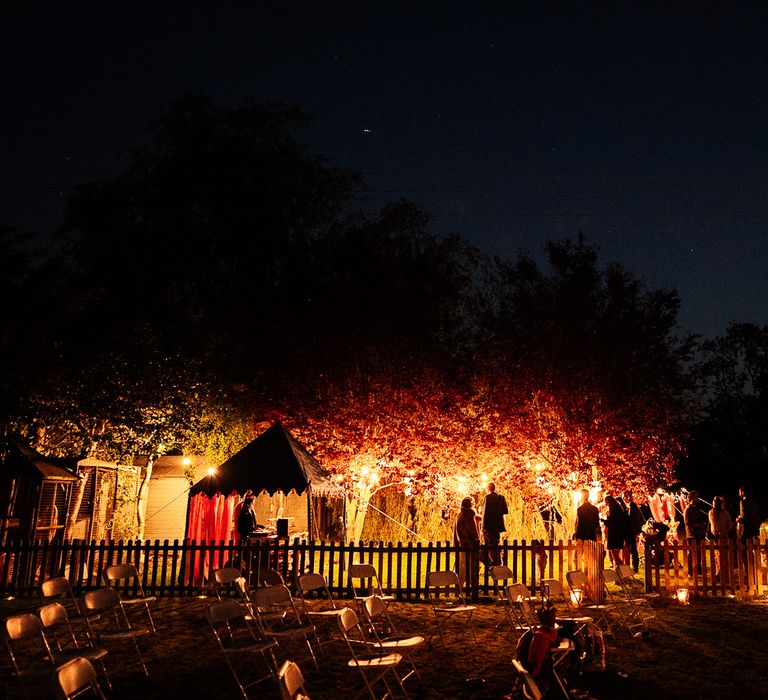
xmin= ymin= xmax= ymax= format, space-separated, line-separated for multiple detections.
xmin=5 ymin=439 xmax=80 ymax=481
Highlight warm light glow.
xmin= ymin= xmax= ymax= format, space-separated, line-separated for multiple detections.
xmin=182 ymin=457 xmax=192 ymax=466
xmin=676 ymin=588 xmax=689 ymax=605
xmin=570 ymin=588 xmax=583 ymax=605
xmin=207 ymin=467 xmax=216 ymax=476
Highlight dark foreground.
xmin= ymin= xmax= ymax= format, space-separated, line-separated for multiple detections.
xmin=2 ymin=594 xmax=767 ymax=699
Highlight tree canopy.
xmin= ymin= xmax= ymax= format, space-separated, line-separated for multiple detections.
xmin=0 ymin=94 xmax=727 ymax=530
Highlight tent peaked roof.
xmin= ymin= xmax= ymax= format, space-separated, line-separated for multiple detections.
xmin=189 ymin=422 xmax=343 ymax=498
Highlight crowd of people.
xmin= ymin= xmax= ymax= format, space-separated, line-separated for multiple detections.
xmin=454 ymin=482 xmax=765 ymax=582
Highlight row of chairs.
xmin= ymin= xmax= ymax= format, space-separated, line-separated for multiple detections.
xmin=4 ymin=567 xmax=158 ymax=699
xmin=207 ymin=563 xmax=424 ymax=699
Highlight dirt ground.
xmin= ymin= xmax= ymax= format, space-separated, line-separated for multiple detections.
xmin=3 ymin=593 xmax=768 ymax=699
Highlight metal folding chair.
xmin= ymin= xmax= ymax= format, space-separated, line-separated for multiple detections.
xmin=39 ymin=577 xmax=89 ymax=642
xmin=213 ymin=566 xmax=243 ymax=599
xmin=565 ymin=570 xmax=616 ymax=638
xmin=278 ymin=659 xmax=311 ymax=700
xmin=512 ymin=657 xmax=543 ymax=700
xmin=337 ymin=607 xmax=407 ymax=700
xmin=103 ymin=563 xmax=157 ymax=632
xmin=52 ymin=656 xmax=107 ymax=700
xmin=81 ymin=588 xmax=151 ymax=676
xmin=39 ymin=602 xmax=112 ymax=691
xmin=361 ymin=595 xmax=423 ymax=686
xmin=252 ymin=584 xmax=320 ymax=670
xmin=348 ymin=563 xmax=394 ymax=616
xmin=425 ymin=570 xmax=477 ymax=653
xmin=205 ymin=598 xmax=279 ymax=698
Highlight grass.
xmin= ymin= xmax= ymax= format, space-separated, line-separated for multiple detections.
xmin=2 ymin=592 xmax=767 ymax=699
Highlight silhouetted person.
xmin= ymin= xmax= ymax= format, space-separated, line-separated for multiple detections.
xmin=618 ymin=490 xmax=644 ymax=572
xmin=237 ymin=496 xmax=257 ymax=540
xmin=481 ymin=482 xmax=508 ymax=566
xmin=604 ymin=495 xmax=626 ymax=568
xmin=736 ymin=485 xmax=762 ymax=544
xmin=683 ymin=491 xmax=708 ymax=575
xmin=574 ymin=489 xmax=600 ymax=541
xmin=454 ymin=496 xmax=480 ymax=590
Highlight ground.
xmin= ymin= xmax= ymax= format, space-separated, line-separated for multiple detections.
xmin=2 ymin=593 xmax=767 ymax=699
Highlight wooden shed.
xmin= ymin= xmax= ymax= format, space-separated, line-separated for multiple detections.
xmin=0 ymin=439 xmax=80 ymax=544
xmin=139 ymin=455 xmax=208 ymax=543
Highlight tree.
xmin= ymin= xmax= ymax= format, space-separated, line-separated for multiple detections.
xmin=475 ymin=237 xmax=695 ymax=498
xmin=681 ymin=322 xmax=768 ymax=511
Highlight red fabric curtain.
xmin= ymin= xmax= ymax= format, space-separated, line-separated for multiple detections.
xmin=185 ymin=491 xmax=242 ymax=582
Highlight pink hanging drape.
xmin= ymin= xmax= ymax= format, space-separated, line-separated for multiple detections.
xmin=185 ymin=491 xmax=241 ymax=582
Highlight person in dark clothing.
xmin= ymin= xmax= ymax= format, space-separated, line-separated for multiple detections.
xmin=642 ymin=519 xmax=669 ymax=566
xmin=619 ymin=490 xmax=645 ymax=572
xmin=237 ymin=496 xmax=257 ymax=540
xmin=574 ymin=490 xmax=600 ymax=541
xmin=481 ymin=482 xmax=508 ymax=566
xmin=736 ymin=486 xmax=762 ymax=544
xmin=736 ymin=485 xmax=763 ymax=579
xmin=604 ymin=495 xmax=626 ymax=568
xmin=683 ymin=491 xmax=708 ymax=575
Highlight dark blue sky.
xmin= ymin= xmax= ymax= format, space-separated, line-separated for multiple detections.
xmin=3 ymin=2 xmax=768 ymax=339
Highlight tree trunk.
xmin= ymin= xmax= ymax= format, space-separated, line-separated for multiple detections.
xmin=136 ymin=455 xmax=155 ymax=541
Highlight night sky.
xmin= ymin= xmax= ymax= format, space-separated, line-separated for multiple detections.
xmin=3 ymin=2 xmax=768 ymax=339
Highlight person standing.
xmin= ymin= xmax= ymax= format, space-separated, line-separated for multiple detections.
xmin=604 ymin=495 xmax=626 ymax=568
xmin=683 ymin=491 xmax=708 ymax=575
xmin=736 ymin=485 xmax=762 ymax=544
xmin=736 ymin=485 xmax=762 ymax=580
xmin=574 ymin=489 xmax=600 ymax=541
xmin=572 ymin=489 xmax=601 ymax=571
xmin=237 ymin=495 xmax=257 ymax=540
xmin=619 ymin=490 xmax=645 ymax=572
xmin=708 ymin=495 xmax=733 ymax=579
xmin=454 ymin=497 xmax=481 ymax=589
xmin=481 ymin=482 xmax=508 ymax=566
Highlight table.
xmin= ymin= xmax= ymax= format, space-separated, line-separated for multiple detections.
xmin=550 ymin=637 xmax=576 ymax=698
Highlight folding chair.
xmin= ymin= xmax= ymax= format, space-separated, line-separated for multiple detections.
xmin=205 ymin=598 xmax=279 ymax=699
xmin=565 ymin=570 xmax=616 ymax=638
xmin=81 ymin=588 xmax=151 ymax=676
xmin=425 ymin=570 xmax=477 ymax=653
xmin=296 ymin=572 xmax=345 ymax=626
xmin=540 ymin=579 xmax=571 ymax=609
xmin=489 ymin=564 xmax=515 ymax=602
xmin=103 ymin=563 xmax=156 ymax=632
xmin=615 ymin=564 xmax=662 ymax=604
xmin=600 ymin=568 xmax=647 ymax=637
xmin=4 ymin=612 xmax=63 ymax=697
xmin=252 ymin=584 xmax=320 ymax=670
xmin=362 ymin=595 xmax=423 ymax=685
xmin=39 ymin=602 xmax=112 ymax=691
xmin=512 ymin=657 xmax=543 ymax=700
xmin=337 ymin=607 xmax=407 ymax=700
xmin=260 ymin=569 xmax=286 ymax=587
xmin=278 ymin=659 xmax=311 ymax=700
xmin=39 ymin=577 xmax=89 ymax=642
xmin=506 ymin=584 xmax=541 ymax=634
xmin=613 ymin=565 xmax=664 ymax=631
xmin=52 ymin=656 xmax=107 ymax=700
xmin=214 ymin=566 xmax=244 ymax=599
xmin=349 ymin=563 xmax=395 ymax=616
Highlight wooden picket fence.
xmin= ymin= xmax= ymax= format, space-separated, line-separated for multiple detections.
xmin=649 ymin=538 xmax=768 ymax=599
xmin=0 ymin=536 xmax=765 ymax=600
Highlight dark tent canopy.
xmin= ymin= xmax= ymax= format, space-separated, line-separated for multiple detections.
xmin=189 ymin=421 xmax=343 ymax=499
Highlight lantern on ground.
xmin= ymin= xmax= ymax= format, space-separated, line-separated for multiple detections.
xmin=676 ymin=587 xmax=690 ymax=605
